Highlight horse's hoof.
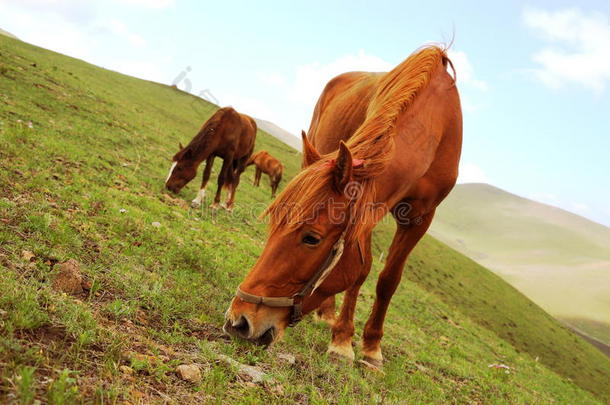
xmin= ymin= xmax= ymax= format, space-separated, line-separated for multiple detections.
xmin=190 ymin=200 xmax=201 ymax=209
xmin=358 ymin=358 xmax=384 ymax=374
xmin=326 ymin=343 xmax=354 ymax=364
xmin=327 ymin=350 xmax=353 ymax=365
xmin=210 ymin=203 xmax=220 ymax=210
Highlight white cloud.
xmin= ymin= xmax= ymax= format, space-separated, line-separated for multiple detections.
xmin=457 ymin=163 xmax=490 ymax=184
xmin=287 ymin=50 xmax=394 ymax=105
xmin=523 ymin=7 xmax=610 ymax=92
xmin=219 ymin=92 xmax=278 ymax=125
xmin=447 ymin=50 xmax=488 ymax=91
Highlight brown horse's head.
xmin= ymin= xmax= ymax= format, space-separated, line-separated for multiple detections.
xmin=165 ymin=110 xmax=229 ymax=193
xmin=165 ymin=143 xmax=198 ymax=193
xmin=224 ymin=138 xmax=367 ymax=346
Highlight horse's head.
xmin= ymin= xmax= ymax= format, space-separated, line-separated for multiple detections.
xmin=224 ymin=135 xmax=366 ymax=346
xmin=165 ymin=143 xmax=198 ymax=193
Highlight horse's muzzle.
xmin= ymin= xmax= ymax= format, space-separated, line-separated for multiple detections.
xmin=223 ymin=316 xmax=276 ymax=347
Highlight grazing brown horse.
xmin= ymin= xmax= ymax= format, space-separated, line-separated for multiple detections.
xmin=224 ymin=46 xmax=462 ymax=369
xmin=247 ymin=151 xmax=283 ymax=197
xmin=165 ymin=107 xmax=257 ymax=211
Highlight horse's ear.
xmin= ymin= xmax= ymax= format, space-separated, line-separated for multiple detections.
xmin=178 ymin=142 xmax=184 ymax=151
xmin=333 ymin=141 xmax=353 ymax=192
xmin=302 ymin=130 xmax=321 ymax=168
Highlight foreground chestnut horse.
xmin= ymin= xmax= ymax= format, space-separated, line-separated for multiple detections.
xmin=165 ymin=107 xmax=256 ymax=210
xmin=247 ymin=151 xmax=283 ymax=197
xmin=224 ymin=46 xmax=462 ymax=369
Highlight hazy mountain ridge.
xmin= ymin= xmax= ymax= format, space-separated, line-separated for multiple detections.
xmin=254 ymin=118 xmax=301 ymax=151
xmin=430 ymin=183 xmax=610 ymax=345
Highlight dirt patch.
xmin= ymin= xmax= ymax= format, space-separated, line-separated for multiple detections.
xmin=51 ymin=259 xmax=83 ymax=295
xmin=186 ymin=322 xmax=230 ymax=343
xmin=17 ymin=324 xmax=73 ymax=346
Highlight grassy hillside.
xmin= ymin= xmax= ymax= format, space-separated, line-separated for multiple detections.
xmin=1 ymin=35 xmax=609 ymax=403
xmin=0 ymin=29 xmax=18 ymax=40
xmin=429 ymin=183 xmax=610 ymax=346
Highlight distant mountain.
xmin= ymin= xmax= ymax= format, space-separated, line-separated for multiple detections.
xmin=254 ymin=118 xmax=301 ymax=151
xmin=0 ymin=29 xmax=18 ymax=39
xmin=430 ymin=183 xmax=610 ymax=346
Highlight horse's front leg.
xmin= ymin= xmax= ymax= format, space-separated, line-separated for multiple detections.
xmin=361 ymin=210 xmax=434 ymax=369
xmin=191 ymin=155 xmax=214 ymax=208
xmin=211 ymin=156 xmax=233 ymax=209
xmin=326 ymin=235 xmax=372 ymax=362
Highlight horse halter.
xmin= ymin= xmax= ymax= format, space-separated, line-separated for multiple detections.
xmin=234 ymin=230 xmax=347 ymax=327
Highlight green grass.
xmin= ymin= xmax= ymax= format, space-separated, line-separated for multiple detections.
xmin=1 ymin=35 xmax=609 ymax=403
xmin=429 ymin=183 xmax=610 ymax=345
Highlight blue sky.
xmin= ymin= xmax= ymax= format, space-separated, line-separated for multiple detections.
xmin=1 ymin=0 xmax=609 ymax=225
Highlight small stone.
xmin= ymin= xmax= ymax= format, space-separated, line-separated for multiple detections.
xmin=119 ymin=208 xmax=127 ymax=213
xmin=151 ymin=221 xmax=161 ymax=228
xmin=218 ymin=354 xmax=269 ymax=384
xmin=119 ymin=365 xmax=134 ymax=374
xmin=277 ymin=353 xmax=296 ymax=365
xmin=52 ymin=259 xmax=83 ymax=295
xmin=176 ymin=364 xmax=202 ymax=383
xmin=21 ymin=250 xmax=35 ymax=262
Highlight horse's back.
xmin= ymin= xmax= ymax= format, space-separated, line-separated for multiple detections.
xmin=308 ymin=71 xmax=382 ymax=154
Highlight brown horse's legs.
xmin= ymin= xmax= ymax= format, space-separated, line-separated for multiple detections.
xmin=191 ymin=155 xmax=215 ymax=208
xmin=314 ymin=296 xmax=336 ymax=325
xmin=326 ymin=235 xmax=372 ymax=361
xmin=361 ymin=210 xmax=434 ymax=368
xmin=212 ymin=157 xmax=233 ymax=209
xmin=224 ymin=156 xmax=248 ymax=211
xmin=271 ymin=176 xmax=279 ymax=197
xmin=254 ymin=168 xmax=261 ymax=187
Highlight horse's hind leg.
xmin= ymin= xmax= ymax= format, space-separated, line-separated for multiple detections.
xmin=361 ymin=210 xmax=434 ymax=369
xmin=326 ymin=234 xmax=372 ymax=362
xmin=223 ymin=156 xmax=248 ymax=211
xmin=254 ymin=168 xmax=261 ymax=186
xmin=191 ymin=155 xmax=215 ymax=208
xmin=211 ymin=156 xmax=233 ymax=209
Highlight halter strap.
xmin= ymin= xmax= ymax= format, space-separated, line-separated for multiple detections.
xmin=235 ymin=229 xmax=347 ymax=326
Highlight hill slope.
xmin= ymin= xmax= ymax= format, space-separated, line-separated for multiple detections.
xmin=429 ymin=183 xmax=610 ymax=345
xmin=0 ymin=28 xmax=18 ymax=39
xmin=1 ymin=36 xmax=609 ymax=403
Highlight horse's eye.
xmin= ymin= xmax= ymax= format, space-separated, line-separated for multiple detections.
xmin=302 ymin=234 xmax=321 ymax=246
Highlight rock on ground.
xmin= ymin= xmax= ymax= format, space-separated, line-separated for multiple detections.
xmin=218 ymin=354 xmax=268 ymax=384
xmin=176 ymin=364 xmax=202 ymax=383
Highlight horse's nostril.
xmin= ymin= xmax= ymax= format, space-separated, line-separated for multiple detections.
xmin=232 ymin=316 xmax=250 ymax=336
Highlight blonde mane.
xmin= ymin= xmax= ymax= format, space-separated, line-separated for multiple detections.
xmin=266 ymin=46 xmax=449 ymax=241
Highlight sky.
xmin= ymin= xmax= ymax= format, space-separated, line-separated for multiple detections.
xmin=1 ymin=0 xmax=609 ymax=226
